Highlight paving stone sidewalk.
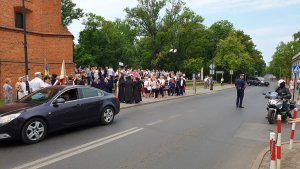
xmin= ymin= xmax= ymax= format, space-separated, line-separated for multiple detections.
xmin=257 ymin=142 xmax=300 ymax=169
xmin=120 ymin=84 xmax=235 ymax=109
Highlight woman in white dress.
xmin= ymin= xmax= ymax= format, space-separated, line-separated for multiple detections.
xmin=15 ymin=76 xmax=26 ymax=100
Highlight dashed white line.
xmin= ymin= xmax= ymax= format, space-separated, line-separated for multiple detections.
xmin=146 ymin=120 xmax=163 ymax=126
xmin=13 ymin=127 xmax=143 ymax=169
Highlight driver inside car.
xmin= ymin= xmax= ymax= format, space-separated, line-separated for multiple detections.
xmin=62 ymin=92 xmax=70 ymax=101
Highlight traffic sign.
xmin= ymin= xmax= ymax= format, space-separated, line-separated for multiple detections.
xmin=230 ymin=70 xmax=233 ymax=75
xmin=210 ymin=70 xmax=215 ymax=75
xmin=216 ymin=71 xmax=224 ymax=74
xmin=293 ymin=65 xmax=300 ymax=74
xmin=209 ymin=64 xmax=215 ymax=69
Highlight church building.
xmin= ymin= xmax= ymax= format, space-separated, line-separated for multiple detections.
xmin=0 ymin=0 xmax=74 ymax=97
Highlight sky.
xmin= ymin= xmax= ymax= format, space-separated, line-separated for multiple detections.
xmin=68 ymin=0 xmax=300 ymax=65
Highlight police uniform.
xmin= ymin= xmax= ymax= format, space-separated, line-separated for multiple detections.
xmin=235 ymin=75 xmax=245 ymax=108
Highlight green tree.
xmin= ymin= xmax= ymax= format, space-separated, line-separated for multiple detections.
xmin=208 ymin=20 xmax=235 ymax=59
xmin=214 ymin=32 xmax=255 ymax=77
xmin=268 ymin=40 xmax=300 ymax=79
xmin=182 ymin=58 xmax=204 ymax=74
xmin=125 ymin=0 xmax=167 ymax=68
xmin=294 ymin=31 xmax=300 ymax=42
xmin=235 ymin=30 xmax=266 ymax=75
xmin=152 ymin=1 xmax=208 ymax=75
xmin=74 ymin=13 xmax=138 ymax=68
xmin=61 ymin=0 xmax=84 ymax=27
xmin=73 ymin=1 xmax=265 ymax=78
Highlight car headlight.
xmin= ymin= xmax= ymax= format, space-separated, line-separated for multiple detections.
xmin=0 ymin=113 xmax=21 ymax=125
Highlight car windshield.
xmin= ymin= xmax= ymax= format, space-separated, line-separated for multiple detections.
xmin=19 ymin=88 xmax=61 ymax=104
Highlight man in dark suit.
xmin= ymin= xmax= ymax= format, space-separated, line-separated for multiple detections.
xmin=176 ymin=76 xmax=186 ymax=96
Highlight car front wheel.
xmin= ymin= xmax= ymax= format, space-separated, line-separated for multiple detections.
xmin=100 ymin=106 xmax=115 ymax=125
xmin=21 ymin=118 xmax=47 ymax=144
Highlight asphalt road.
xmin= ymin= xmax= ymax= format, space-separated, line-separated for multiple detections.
xmin=1 ymin=83 xmax=299 ymax=169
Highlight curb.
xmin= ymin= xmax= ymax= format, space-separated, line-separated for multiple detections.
xmin=120 ymin=86 xmax=235 ymax=110
xmin=251 ymin=141 xmax=300 ymax=169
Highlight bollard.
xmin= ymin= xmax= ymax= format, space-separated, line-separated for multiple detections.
xmin=270 ymin=132 xmax=276 ymax=169
xmin=277 ymin=115 xmax=281 ymax=169
xmin=289 ymin=108 xmax=298 ymax=149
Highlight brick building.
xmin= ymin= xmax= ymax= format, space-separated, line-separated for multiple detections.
xmin=0 ymin=0 xmax=74 ymax=98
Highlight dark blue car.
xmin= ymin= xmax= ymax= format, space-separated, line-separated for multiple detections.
xmin=0 ymin=85 xmax=120 ymax=144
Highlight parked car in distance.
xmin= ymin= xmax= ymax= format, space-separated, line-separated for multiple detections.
xmin=247 ymin=76 xmax=269 ymax=86
xmin=247 ymin=76 xmax=260 ymax=86
xmin=0 ymin=86 xmax=120 ymax=144
xmin=257 ymin=77 xmax=270 ymax=86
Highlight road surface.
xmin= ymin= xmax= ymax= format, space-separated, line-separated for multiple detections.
xmin=1 ymin=83 xmax=299 ymax=169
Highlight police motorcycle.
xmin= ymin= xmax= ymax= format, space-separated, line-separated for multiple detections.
xmin=263 ymin=80 xmax=295 ymax=124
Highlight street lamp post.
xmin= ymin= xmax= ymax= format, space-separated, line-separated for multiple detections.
xmin=22 ymin=0 xmax=29 ymax=92
xmin=169 ymin=48 xmax=177 ymax=70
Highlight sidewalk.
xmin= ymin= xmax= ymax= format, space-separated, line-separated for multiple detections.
xmin=120 ymin=84 xmax=235 ymax=109
xmin=253 ymin=142 xmax=300 ymax=169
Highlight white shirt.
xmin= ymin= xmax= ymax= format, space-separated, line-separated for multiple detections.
xmin=94 ymin=70 xmax=99 ymax=80
xmin=18 ymin=82 xmax=27 ymax=99
xmin=44 ymin=82 xmax=51 ymax=87
xmin=160 ymin=79 xmax=165 ymax=86
xmin=108 ymin=68 xmax=114 ymax=76
xmin=30 ymin=77 xmax=45 ymax=92
xmin=151 ymin=81 xmax=158 ymax=89
xmin=144 ymin=81 xmax=149 ymax=87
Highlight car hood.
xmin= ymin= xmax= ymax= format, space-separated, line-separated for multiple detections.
xmin=0 ymin=103 xmax=39 ymax=116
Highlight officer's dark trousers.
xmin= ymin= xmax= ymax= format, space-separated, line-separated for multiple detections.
xmin=236 ymin=89 xmax=244 ymax=107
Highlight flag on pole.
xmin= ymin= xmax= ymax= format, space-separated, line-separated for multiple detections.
xmin=45 ymin=63 xmax=49 ymax=76
xmin=60 ymin=60 xmax=67 ymax=84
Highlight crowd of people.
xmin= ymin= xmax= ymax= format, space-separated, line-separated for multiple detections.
xmin=2 ymin=65 xmax=188 ymax=105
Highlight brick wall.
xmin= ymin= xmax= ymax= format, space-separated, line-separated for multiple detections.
xmin=0 ymin=0 xmax=74 ymax=99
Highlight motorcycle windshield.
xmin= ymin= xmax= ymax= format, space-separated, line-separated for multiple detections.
xmin=269 ymin=92 xmax=278 ymax=99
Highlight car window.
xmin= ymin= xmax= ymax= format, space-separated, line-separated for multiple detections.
xmin=81 ymin=88 xmax=104 ymax=98
xmin=19 ymin=88 xmax=60 ymax=104
xmin=58 ymin=89 xmax=78 ymax=102
xmin=257 ymin=77 xmax=265 ymax=81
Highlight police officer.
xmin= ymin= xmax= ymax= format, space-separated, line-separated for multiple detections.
xmin=276 ymin=79 xmax=291 ymax=97
xmin=276 ymin=79 xmax=292 ymax=118
xmin=235 ymin=74 xmax=246 ymax=108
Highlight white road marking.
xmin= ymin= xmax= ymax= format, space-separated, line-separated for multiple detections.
xmin=168 ymin=114 xmax=182 ymax=119
xmin=146 ymin=120 xmax=163 ymax=126
xmin=13 ymin=127 xmax=143 ymax=169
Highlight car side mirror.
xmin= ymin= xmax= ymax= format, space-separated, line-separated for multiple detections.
xmin=53 ymin=98 xmax=66 ymax=106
